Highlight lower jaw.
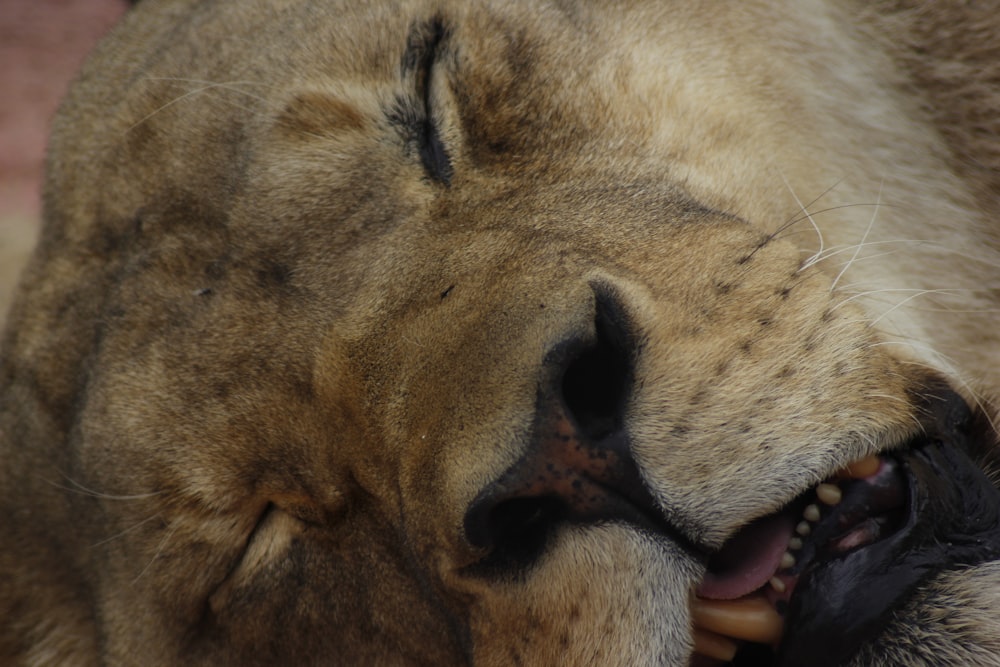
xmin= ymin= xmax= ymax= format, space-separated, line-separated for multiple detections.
xmin=689 ymin=453 xmax=902 ymax=664
xmin=691 ymin=443 xmax=1000 ymax=666
xmin=688 ymin=388 xmax=1000 ymax=666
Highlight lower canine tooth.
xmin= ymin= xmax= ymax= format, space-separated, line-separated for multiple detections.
xmin=803 ymin=504 xmax=821 ymax=522
xmin=691 ymin=595 xmax=784 ymax=644
xmin=770 ymin=576 xmax=787 ymax=593
xmin=692 ymin=628 xmax=739 ymax=662
xmin=816 ymin=483 xmax=842 ymax=505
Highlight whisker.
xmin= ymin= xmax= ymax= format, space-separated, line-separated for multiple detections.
xmin=819 ymin=239 xmax=1000 ymax=273
xmin=128 ymin=79 xmax=269 ymax=132
xmin=830 ymin=288 xmax=965 ymax=312
xmin=132 ymin=521 xmax=179 ymax=585
xmin=780 ymin=171 xmax=828 ymax=270
xmin=908 ymin=367 xmax=999 ymax=438
xmin=144 ymin=77 xmax=270 ymax=102
xmin=866 ymin=289 xmax=963 ymax=328
xmin=830 ymin=179 xmax=882 ymax=292
xmin=863 ymin=392 xmax=910 ymax=405
xmin=807 ymin=238 xmax=929 ymax=267
xmin=862 ymin=341 xmax=999 ymax=437
xmin=783 ymin=202 xmax=898 ymax=243
xmin=43 ymin=473 xmax=163 ymax=501
xmin=836 ymin=283 xmax=990 ymax=294
xmin=91 ymin=514 xmax=165 ymax=548
xmin=741 ymin=175 xmax=842 ymax=264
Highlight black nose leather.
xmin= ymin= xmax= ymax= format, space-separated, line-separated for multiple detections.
xmin=463 ymin=289 xmax=665 ymax=566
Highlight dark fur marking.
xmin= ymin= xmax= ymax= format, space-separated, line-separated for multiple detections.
xmin=390 ymin=18 xmax=453 ymax=185
xmin=278 ymin=93 xmax=367 ymax=137
xmin=690 ymin=389 xmax=709 ymax=406
xmin=454 ymin=25 xmax=543 ymax=169
xmin=257 ymin=261 xmax=291 ymax=288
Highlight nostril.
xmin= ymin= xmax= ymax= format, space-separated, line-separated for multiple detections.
xmin=465 ymin=495 xmax=568 ymax=570
xmin=561 ymin=288 xmax=635 ymax=441
xmin=463 ymin=285 xmax=649 ymax=570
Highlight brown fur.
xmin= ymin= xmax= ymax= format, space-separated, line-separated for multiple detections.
xmin=1 ymin=1 xmax=999 ymax=665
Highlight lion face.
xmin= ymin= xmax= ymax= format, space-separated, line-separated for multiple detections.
xmin=3 ymin=1 xmax=1000 ymax=665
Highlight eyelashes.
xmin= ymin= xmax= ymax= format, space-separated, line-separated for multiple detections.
xmin=417 ymin=105 xmax=453 ymax=185
xmin=392 ymin=17 xmax=453 ymax=186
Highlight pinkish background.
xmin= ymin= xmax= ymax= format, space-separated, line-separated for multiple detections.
xmin=0 ymin=0 xmax=127 ymax=320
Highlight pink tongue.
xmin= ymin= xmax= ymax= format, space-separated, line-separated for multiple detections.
xmin=697 ymin=514 xmax=794 ymax=600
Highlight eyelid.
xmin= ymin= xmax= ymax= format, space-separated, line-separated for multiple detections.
xmin=209 ymin=503 xmax=303 ymax=613
xmin=402 ymin=18 xmax=454 ymax=185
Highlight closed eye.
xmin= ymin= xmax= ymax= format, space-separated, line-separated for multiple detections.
xmin=390 ymin=17 xmax=453 ymax=185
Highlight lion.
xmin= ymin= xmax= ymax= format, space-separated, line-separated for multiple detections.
xmin=2 ymin=0 xmax=1000 ymax=664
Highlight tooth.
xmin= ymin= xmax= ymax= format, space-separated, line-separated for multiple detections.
xmin=769 ymin=576 xmax=787 ymax=593
xmin=780 ymin=552 xmax=796 ymax=570
xmin=691 ymin=595 xmax=784 ymax=644
xmin=692 ymin=628 xmax=739 ymax=662
xmin=796 ymin=521 xmax=811 ymax=536
xmin=803 ymin=504 xmax=821 ymax=522
xmin=843 ymin=455 xmax=880 ymax=479
xmin=788 ymin=537 xmax=803 ymax=551
xmin=816 ymin=483 xmax=842 ymax=506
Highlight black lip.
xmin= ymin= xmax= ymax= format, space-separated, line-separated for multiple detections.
xmin=776 ymin=394 xmax=1000 ymax=667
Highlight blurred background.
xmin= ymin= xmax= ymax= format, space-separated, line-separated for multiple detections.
xmin=1 ymin=0 xmax=128 ymax=323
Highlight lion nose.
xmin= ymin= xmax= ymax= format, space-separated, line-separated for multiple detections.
xmin=463 ymin=288 xmax=666 ymax=566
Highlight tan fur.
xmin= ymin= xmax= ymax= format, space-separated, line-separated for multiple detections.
xmin=0 ymin=215 xmax=38 ymax=329
xmin=1 ymin=0 xmax=998 ymax=664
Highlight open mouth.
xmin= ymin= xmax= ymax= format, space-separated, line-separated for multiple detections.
xmin=464 ymin=369 xmax=999 ymax=666
xmin=690 ymin=390 xmax=1000 ymax=667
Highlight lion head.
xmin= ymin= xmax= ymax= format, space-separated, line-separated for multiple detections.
xmin=3 ymin=1 xmax=1000 ymax=665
